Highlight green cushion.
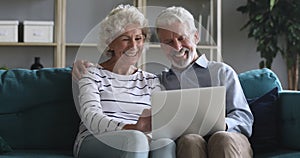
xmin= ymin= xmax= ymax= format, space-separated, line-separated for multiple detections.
xmin=279 ymin=91 xmax=300 ymax=150
xmin=238 ymin=68 xmax=283 ymax=99
xmin=0 ymin=68 xmax=72 ymax=112
xmin=0 ymin=149 xmax=73 ymax=158
xmin=0 ymin=68 xmax=80 ymax=150
xmin=255 ymin=149 xmax=300 ymax=158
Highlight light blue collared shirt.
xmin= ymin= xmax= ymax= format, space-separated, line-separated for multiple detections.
xmin=158 ymin=54 xmax=254 ymax=137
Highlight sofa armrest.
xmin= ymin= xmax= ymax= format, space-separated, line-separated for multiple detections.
xmin=279 ymin=90 xmax=300 ymax=150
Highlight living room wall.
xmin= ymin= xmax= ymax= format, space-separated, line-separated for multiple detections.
xmin=222 ymin=0 xmax=288 ymax=89
xmin=0 ymin=0 xmax=289 ymax=89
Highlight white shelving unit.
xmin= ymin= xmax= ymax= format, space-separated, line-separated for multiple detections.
xmin=64 ymin=0 xmax=221 ymax=67
xmin=0 ymin=0 xmax=221 ymax=68
xmin=0 ymin=0 xmax=64 ymax=68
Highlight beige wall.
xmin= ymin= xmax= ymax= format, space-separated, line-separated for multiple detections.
xmin=0 ymin=0 xmax=289 ymax=89
xmin=222 ymin=0 xmax=288 ymax=89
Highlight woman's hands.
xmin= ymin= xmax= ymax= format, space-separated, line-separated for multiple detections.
xmin=136 ymin=108 xmax=151 ymax=133
xmin=123 ymin=108 xmax=151 ymax=133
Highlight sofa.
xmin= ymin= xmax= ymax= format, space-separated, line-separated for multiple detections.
xmin=238 ymin=68 xmax=300 ymax=158
xmin=0 ymin=67 xmax=80 ymax=158
xmin=0 ymin=67 xmax=299 ymax=157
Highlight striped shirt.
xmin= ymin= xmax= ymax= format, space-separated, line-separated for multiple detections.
xmin=74 ymin=66 xmax=161 ymax=155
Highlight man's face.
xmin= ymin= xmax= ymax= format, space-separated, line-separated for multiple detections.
xmin=157 ymin=23 xmax=199 ymax=69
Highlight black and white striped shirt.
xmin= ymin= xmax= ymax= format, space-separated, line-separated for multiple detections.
xmin=74 ymin=66 xmax=160 ymax=154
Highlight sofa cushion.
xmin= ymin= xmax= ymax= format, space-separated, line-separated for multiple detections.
xmin=238 ymin=68 xmax=282 ymax=99
xmin=0 ymin=149 xmax=73 ymax=158
xmin=0 ymin=68 xmax=80 ymax=150
xmin=0 ymin=136 xmax=12 ymax=154
xmin=279 ymin=91 xmax=300 ymax=150
xmin=255 ymin=149 xmax=300 ymax=158
xmin=247 ymin=87 xmax=279 ymax=153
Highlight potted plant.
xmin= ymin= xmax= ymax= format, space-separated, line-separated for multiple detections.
xmin=237 ymin=0 xmax=300 ymax=90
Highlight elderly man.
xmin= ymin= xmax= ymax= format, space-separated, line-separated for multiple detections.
xmin=155 ymin=6 xmax=253 ymax=158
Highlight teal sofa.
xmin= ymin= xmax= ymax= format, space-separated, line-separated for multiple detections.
xmin=0 ymin=67 xmax=299 ymax=157
xmin=239 ymin=68 xmax=300 ymax=158
xmin=0 ymin=67 xmax=80 ymax=158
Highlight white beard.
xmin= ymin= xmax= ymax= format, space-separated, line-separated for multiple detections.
xmin=170 ymin=48 xmax=196 ymax=69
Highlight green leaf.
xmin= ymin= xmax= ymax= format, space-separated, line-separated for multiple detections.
xmin=255 ymin=15 xmax=263 ymax=20
xmin=259 ymin=60 xmax=265 ymax=68
xmin=266 ymin=59 xmax=273 ymax=68
xmin=270 ymin=0 xmax=276 ymax=11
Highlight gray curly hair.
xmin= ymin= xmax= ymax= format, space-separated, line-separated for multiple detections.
xmin=156 ymin=6 xmax=197 ymax=35
xmin=98 ymin=4 xmax=150 ymax=54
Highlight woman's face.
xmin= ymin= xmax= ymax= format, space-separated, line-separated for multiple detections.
xmin=109 ymin=26 xmax=145 ymax=66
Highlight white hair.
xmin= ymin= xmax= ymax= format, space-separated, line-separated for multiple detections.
xmin=155 ymin=6 xmax=197 ymax=34
xmin=98 ymin=4 xmax=149 ymax=54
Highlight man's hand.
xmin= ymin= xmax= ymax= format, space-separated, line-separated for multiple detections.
xmin=72 ymin=60 xmax=93 ymax=81
xmin=136 ymin=108 xmax=152 ymax=133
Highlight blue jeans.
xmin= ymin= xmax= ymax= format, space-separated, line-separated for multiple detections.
xmin=76 ymin=130 xmax=175 ymax=158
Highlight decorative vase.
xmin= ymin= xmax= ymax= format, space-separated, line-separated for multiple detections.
xmin=30 ymin=57 xmax=44 ymax=70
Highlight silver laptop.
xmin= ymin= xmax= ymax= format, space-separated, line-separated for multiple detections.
xmin=151 ymin=86 xmax=226 ymax=140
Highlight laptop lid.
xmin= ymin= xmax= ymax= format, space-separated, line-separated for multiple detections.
xmin=151 ymin=86 xmax=226 ymax=140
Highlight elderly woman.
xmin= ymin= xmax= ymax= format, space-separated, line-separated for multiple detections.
xmin=73 ymin=4 xmax=175 ymax=158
